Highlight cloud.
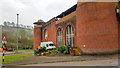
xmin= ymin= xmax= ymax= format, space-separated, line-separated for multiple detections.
xmin=0 ymin=0 xmax=77 ymax=26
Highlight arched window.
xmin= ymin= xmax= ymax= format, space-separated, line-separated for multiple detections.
xmin=57 ymin=28 xmax=63 ymax=46
xmin=44 ymin=29 xmax=47 ymax=41
xmin=66 ymin=25 xmax=74 ymax=47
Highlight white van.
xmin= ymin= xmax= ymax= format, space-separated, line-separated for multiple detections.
xmin=40 ymin=42 xmax=56 ymax=50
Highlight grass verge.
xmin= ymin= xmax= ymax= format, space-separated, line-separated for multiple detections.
xmin=7 ymin=49 xmax=34 ymax=52
xmin=16 ymin=49 xmax=33 ymax=52
xmin=2 ymin=53 xmax=33 ymax=64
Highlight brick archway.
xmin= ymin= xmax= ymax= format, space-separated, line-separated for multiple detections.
xmin=56 ymin=28 xmax=63 ymax=46
xmin=65 ymin=23 xmax=75 ymax=47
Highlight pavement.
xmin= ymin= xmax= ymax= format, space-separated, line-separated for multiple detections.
xmin=3 ymin=54 xmax=119 ymax=66
xmin=22 ymin=59 xmax=118 ymax=66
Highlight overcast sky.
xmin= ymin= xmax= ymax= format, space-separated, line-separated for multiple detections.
xmin=0 ymin=0 xmax=77 ymax=26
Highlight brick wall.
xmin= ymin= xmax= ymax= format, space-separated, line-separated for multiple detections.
xmin=41 ymin=11 xmax=76 ymax=47
xmin=76 ymin=2 xmax=119 ymax=54
xmin=34 ymin=27 xmax=42 ymax=50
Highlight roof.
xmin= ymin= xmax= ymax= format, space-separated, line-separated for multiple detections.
xmin=33 ymin=4 xmax=77 ymax=26
xmin=56 ymin=4 xmax=77 ymax=18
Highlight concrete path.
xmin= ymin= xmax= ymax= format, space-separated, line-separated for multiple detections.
xmin=22 ymin=59 xmax=118 ymax=66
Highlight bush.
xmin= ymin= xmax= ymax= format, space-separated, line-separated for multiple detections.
xmin=63 ymin=51 xmax=68 ymax=54
xmin=51 ymin=50 xmax=59 ymax=54
xmin=57 ymin=46 xmax=69 ymax=54
xmin=48 ymin=50 xmax=52 ymax=54
xmin=57 ymin=46 xmax=66 ymax=53
xmin=43 ymin=46 xmax=70 ymax=55
xmin=57 ymin=46 xmax=62 ymax=53
xmin=46 ymin=50 xmax=59 ymax=54
xmin=63 ymin=46 xmax=69 ymax=54
xmin=34 ymin=50 xmax=39 ymax=55
xmin=41 ymin=47 xmax=46 ymax=52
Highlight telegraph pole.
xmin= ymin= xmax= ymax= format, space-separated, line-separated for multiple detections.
xmin=16 ymin=14 xmax=19 ymax=53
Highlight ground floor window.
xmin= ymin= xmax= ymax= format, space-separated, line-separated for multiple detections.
xmin=57 ymin=28 xmax=63 ymax=46
xmin=66 ymin=25 xmax=74 ymax=47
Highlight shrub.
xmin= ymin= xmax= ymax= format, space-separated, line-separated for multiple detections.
xmin=48 ymin=50 xmax=52 ymax=54
xmin=51 ymin=50 xmax=59 ymax=54
xmin=43 ymin=46 xmax=70 ymax=55
xmin=57 ymin=46 xmax=63 ymax=53
xmin=34 ymin=50 xmax=39 ymax=55
xmin=63 ymin=51 xmax=68 ymax=54
xmin=41 ymin=47 xmax=46 ymax=52
xmin=63 ymin=46 xmax=68 ymax=54
xmin=57 ymin=46 xmax=69 ymax=54
xmin=47 ymin=50 xmax=59 ymax=54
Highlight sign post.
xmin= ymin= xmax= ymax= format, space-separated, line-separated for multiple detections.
xmin=2 ymin=35 xmax=7 ymax=44
xmin=2 ymin=35 xmax=7 ymax=62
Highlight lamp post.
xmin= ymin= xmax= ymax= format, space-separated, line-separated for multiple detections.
xmin=16 ymin=14 xmax=19 ymax=53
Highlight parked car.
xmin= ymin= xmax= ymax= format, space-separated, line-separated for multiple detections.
xmin=40 ymin=42 xmax=56 ymax=50
xmin=7 ymin=48 xmax=13 ymax=51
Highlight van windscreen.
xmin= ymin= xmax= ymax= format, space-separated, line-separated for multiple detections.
xmin=49 ymin=44 xmax=54 ymax=46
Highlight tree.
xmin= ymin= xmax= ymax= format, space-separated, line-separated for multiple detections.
xmin=4 ymin=21 xmax=7 ymax=26
xmin=7 ymin=21 xmax=10 ymax=26
xmin=11 ymin=22 xmax=15 ymax=27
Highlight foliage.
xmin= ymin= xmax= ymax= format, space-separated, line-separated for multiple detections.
xmin=45 ymin=50 xmax=59 ymax=54
xmin=48 ymin=50 xmax=52 ymax=54
xmin=34 ymin=50 xmax=39 ymax=55
xmin=51 ymin=50 xmax=59 ymax=54
xmin=63 ymin=51 xmax=68 ymax=54
xmin=2 ymin=26 xmax=33 ymax=50
xmin=41 ymin=47 xmax=46 ymax=52
xmin=57 ymin=46 xmax=65 ymax=53
xmin=57 ymin=46 xmax=69 ymax=54
xmin=34 ymin=47 xmax=46 ymax=55
xmin=34 ymin=46 xmax=70 ymax=55
xmin=43 ymin=46 xmax=70 ymax=55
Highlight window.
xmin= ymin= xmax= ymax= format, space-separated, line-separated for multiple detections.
xmin=66 ymin=25 xmax=74 ymax=47
xmin=57 ymin=28 xmax=63 ymax=46
xmin=46 ymin=44 xmax=48 ymax=47
xmin=44 ymin=29 xmax=47 ymax=41
xmin=115 ymin=7 xmax=120 ymax=22
xmin=49 ymin=44 xmax=54 ymax=46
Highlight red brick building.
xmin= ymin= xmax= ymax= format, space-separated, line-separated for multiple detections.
xmin=34 ymin=1 xmax=120 ymax=54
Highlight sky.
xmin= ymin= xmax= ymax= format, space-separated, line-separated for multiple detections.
xmin=0 ymin=0 xmax=77 ymax=26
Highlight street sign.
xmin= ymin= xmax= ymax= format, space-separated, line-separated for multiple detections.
xmin=2 ymin=35 xmax=7 ymax=44
xmin=2 ymin=35 xmax=7 ymax=41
